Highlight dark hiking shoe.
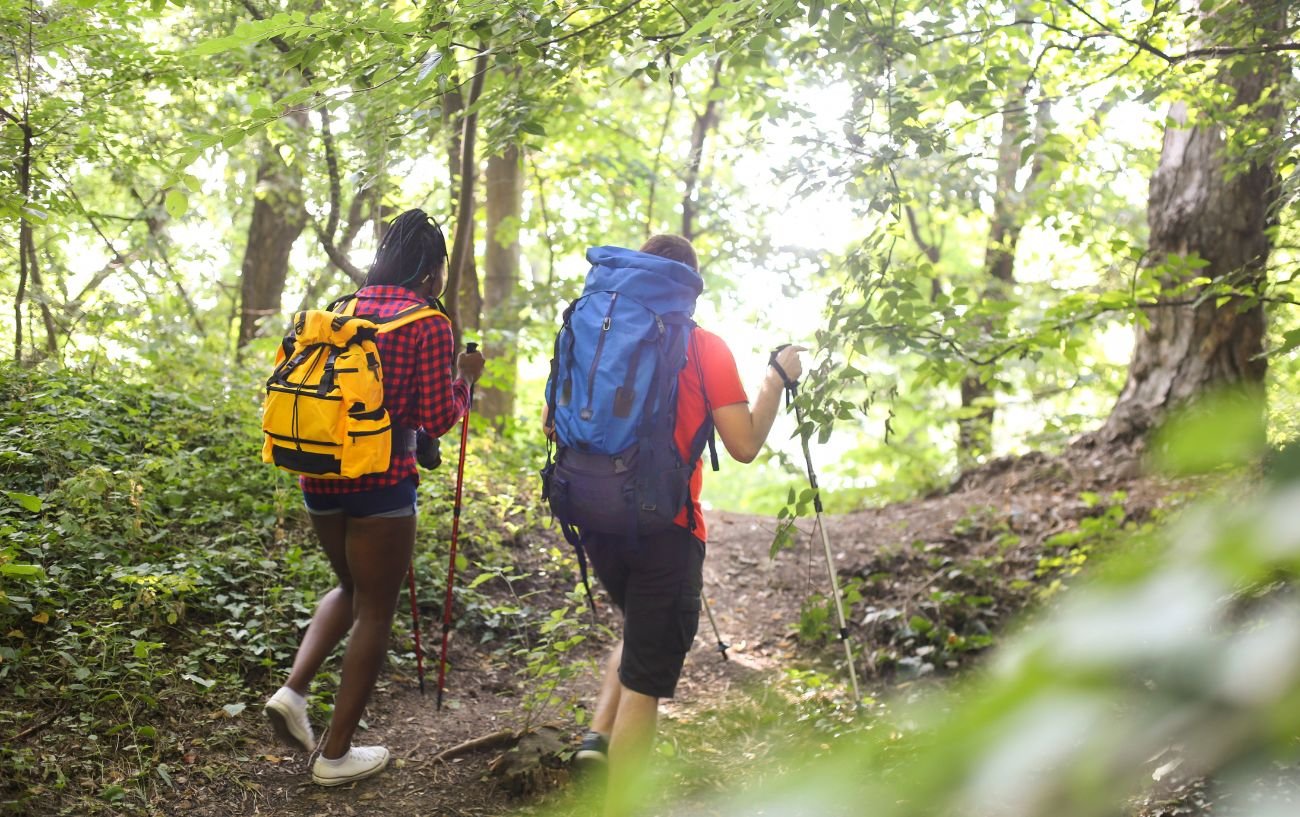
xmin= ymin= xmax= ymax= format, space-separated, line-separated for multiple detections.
xmin=573 ymin=731 xmax=609 ymax=772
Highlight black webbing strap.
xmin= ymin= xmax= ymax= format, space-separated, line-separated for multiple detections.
xmin=557 ymin=519 xmax=597 ymax=615
xmin=769 ymin=345 xmax=799 ymax=406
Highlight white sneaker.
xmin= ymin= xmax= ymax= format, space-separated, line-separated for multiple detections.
xmin=264 ymin=687 xmax=314 ymax=754
xmin=311 ymin=746 xmax=390 ymax=786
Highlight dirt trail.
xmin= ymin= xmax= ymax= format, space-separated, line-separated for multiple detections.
xmin=162 ymin=511 xmax=830 ymax=817
xmin=166 ymin=444 xmax=1174 ymax=816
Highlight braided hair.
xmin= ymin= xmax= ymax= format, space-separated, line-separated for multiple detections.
xmin=365 ymin=209 xmax=449 ymax=289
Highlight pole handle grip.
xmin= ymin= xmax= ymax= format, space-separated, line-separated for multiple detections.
xmin=465 ymin=341 xmax=479 ymax=353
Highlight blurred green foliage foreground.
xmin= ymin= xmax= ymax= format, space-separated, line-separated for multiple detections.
xmin=601 ymin=396 xmax=1300 ymax=817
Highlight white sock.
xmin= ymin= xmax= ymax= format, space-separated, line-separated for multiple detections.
xmin=317 ymin=751 xmax=349 ymax=765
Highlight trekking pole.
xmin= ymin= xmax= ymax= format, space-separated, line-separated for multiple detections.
xmin=436 ymin=342 xmax=477 ymax=711
xmin=770 ymin=346 xmax=862 ymax=704
xmin=406 ymin=565 xmax=426 ymax=694
xmin=701 ymin=591 xmax=730 ymax=660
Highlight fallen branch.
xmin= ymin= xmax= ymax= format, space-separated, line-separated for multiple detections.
xmin=14 ymin=706 xmax=65 ymax=742
xmin=431 ymin=728 xmax=517 ymax=763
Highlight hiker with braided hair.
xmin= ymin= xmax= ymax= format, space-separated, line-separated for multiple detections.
xmin=542 ymin=234 xmax=805 ymax=816
xmin=263 ymin=209 xmax=485 ymax=786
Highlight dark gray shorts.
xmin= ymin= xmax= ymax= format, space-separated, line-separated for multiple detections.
xmin=581 ymin=526 xmax=704 ymax=699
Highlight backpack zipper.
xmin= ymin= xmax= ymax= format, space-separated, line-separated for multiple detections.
xmin=581 ymin=293 xmax=619 ymax=420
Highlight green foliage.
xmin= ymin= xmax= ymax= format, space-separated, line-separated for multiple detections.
xmin=1034 ymin=491 xmax=1136 ymax=599
xmin=535 ymin=387 xmax=1300 ymax=817
xmin=0 ymin=360 xmax=321 ymax=812
xmin=0 ymin=357 xmax=591 ymax=812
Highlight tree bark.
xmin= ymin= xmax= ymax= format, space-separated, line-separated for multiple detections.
xmin=236 ymin=153 xmax=307 ymax=355
xmin=446 ymin=53 xmax=489 ymax=350
xmin=681 ymin=58 xmax=724 ymax=241
xmin=479 ymin=143 xmax=523 ymax=424
xmin=14 ymin=112 xmax=32 ymax=364
xmin=1102 ymin=51 xmax=1283 ymax=439
xmin=957 ymin=96 xmax=1047 ymax=467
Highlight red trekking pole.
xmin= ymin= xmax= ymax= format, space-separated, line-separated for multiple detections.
xmin=406 ymin=565 xmax=425 ymax=694
xmin=436 ymin=342 xmax=476 ymax=710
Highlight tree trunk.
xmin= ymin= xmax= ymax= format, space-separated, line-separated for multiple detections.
xmin=15 ymin=116 xmax=31 ymax=364
xmin=681 ymin=58 xmax=724 ymax=242
xmin=957 ymin=97 xmax=1041 ymax=468
xmin=236 ymin=154 xmax=307 ymax=355
xmin=1102 ymin=90 xmax=1281 ymax=439
xmin=445 ymin=53 xmax=489 ymax=350
xmin=479 ymin=144 xmax=523 ymax=424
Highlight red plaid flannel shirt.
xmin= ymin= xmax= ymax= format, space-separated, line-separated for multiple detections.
xmin=301 ymin=285 xmax=470 ymax=495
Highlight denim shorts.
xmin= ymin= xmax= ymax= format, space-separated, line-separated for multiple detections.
xmin=302 ymin=476 xmax=418 ymax=518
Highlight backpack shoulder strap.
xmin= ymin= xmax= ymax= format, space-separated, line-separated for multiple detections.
xmin=328 ymin=293 xmax=358 ymax=314
xmin=688 ymin=328 xmax=720 ymax=472
xmin=374 ymin=304 xmax=449 ymax=334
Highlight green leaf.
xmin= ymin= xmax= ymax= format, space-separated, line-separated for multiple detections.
xmin=220 ymin=127 xmax=246 ymax=149
xmin=1153 ymin=391 xmax=1266 ymax=476
xmin=223 ymin=702 xmax=247 ymax=718
xmin=828 ymin=6 xmax=845 ymax=38
xmin=1277 ymin=328 xmax=1300 ymax=355
xmin=164 ymin=189 xmax=188 ymax=219
xmin=520 ymin=121 xmax=546 ymax=136
xmin=192 ymin=35 xmax=243 ymax=56
xmin=3 ymin=491 xmax=41 ymax=512
xmin=0 ymin=563 xmax=45 ymax=579
xmin=520 ymin=42 xmax=542 ymax=59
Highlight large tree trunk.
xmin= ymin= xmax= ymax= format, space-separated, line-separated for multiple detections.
xmin=479 ymin=144 xmax=522 ymax=424
xmin=1102 ymin=41 xmax=1283 ymax=440
xmin=236 ymin=154 xmax=306 ymax=355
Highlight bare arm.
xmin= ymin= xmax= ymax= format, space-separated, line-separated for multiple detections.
xmin=712 ymin=345 xmax=805 ymax=463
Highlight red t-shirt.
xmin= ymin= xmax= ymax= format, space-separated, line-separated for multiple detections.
xmin=672 ymin=327 xmax=748 ymax=541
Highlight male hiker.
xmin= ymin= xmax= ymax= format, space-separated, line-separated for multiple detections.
xmin=542 ymin=234 xmax=805 ymax=815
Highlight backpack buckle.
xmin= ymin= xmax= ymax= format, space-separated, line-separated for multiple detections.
xmin=602 ymin=317 xmax=611 ymax=331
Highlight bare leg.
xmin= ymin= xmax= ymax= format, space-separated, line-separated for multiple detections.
xmin=320 ymin=513 xmax=415 ymax=759
xmin=605 ymin=686 xmax=659 ymax=817
xmin=284 ymin=513 xmax=354 ymax=696
xmin=589 ymin=642 xmax=623 ymax=736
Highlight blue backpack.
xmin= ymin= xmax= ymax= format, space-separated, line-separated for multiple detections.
xmin=542 ymin=247 xmax=718 ymax=575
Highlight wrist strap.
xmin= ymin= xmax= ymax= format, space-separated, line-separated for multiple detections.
xmin=768 ymin=348 xmax=798 ymax=407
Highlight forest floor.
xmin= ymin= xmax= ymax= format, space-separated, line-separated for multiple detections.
xmin=150 ymin=440 xmax=1202 ymax=817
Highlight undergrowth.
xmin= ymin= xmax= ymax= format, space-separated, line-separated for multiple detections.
xmin=0 ymin=359 xmax=577 ymax=815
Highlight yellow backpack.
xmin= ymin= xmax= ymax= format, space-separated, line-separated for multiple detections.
xmin=261 ymin=296 xmax=447 ymax=479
